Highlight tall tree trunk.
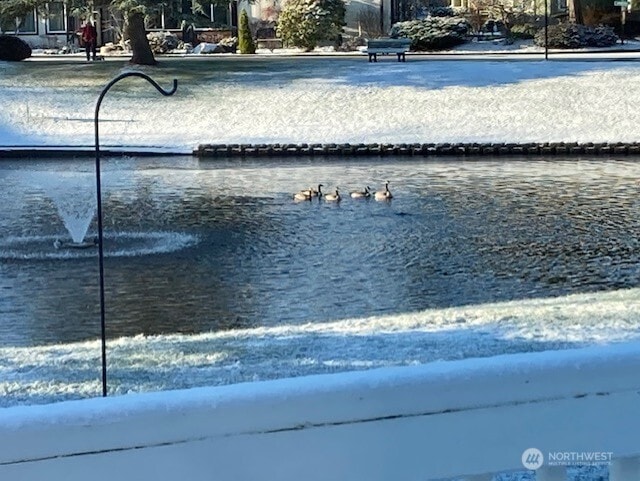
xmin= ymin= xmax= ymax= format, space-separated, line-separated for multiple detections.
xmin=126 ymin=11 xmax=156 ymax=65
xmin=568 ymin=0 xmax=584 ymax=24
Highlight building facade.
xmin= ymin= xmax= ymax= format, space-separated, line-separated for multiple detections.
xmin=2 ymin=0 xmax=468 ymax=50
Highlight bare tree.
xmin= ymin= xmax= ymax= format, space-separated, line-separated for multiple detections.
xmin=568 ymin=0 xmax=584 ymax=24
xmin=357 ymin=8 xmax=382 ymax=38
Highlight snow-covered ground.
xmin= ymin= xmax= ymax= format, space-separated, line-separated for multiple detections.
xmin=2 ymin=287 xmax=639 ymax=407
xmin=1 ymin=55 xmax=640 ymax=152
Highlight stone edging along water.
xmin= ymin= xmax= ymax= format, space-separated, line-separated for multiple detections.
xmin=195 ymin=142 xmax=640 ymax=157
xmin=3 ymin=142 xmax=640 ymax=158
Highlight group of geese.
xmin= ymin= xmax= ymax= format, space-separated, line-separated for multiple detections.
xmin=293 ymin=181 xmax=393 ymax=202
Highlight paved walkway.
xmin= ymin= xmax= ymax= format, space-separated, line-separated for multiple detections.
xmin=27 ymin=42 xmax=640 ymax=63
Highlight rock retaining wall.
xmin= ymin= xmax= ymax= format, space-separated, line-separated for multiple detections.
xmin=3 ymin=143 xmax=640 ymax=159
xmin=195 ymin=142 xmax=640 ymax=157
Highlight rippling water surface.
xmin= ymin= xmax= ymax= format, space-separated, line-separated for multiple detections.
xmin=1 ymin=156 xmax=639 ymax=349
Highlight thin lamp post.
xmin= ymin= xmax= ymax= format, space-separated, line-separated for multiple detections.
xmin=94 ymin=72 xmax=178 ymax=397
xmin=544 ymin=0 xmax=549 ymax=60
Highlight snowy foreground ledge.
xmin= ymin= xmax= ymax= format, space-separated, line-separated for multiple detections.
xmin=1 ymin=342 xmax=640 ymax=481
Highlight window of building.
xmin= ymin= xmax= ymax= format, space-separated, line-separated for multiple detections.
xmin=145 ymin=8 xmax=163 ymax=29
xmin=210 ymin=2 xmax=230 ymax=26
xmin=1 ymin=8 xmax=37 ymax=34
xmin=145 ymin=1 xmax=232 ymax=30
xmin=47 ymin=2 xmax=66 ymax=33
xmin=145 ymin=4 xmax=182 ymax=29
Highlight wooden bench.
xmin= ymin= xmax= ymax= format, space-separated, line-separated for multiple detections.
xmin=257 ymin=38 xmax=283 ymax=51
xmin=365 ymin=38 xmax=412 ymax=62
xmin=466 ymin=32 xmax=505 ymax=42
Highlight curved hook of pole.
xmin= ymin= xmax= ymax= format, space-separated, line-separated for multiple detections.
xmin=96 ymin=72 xmax=178 ymax=119
xmin=94 ymin=72 xmax=177 ymax=398
xmin=121 ymin=72 xmax=178 ymax=97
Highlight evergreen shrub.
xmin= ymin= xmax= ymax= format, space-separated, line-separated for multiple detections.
xmin=238 ymin=10 xmax=256 ymax=54
xmin=0 ymin=34 xmax=31 ymax=61
xmin=510 ymin=23 xmax=539 ymax=40
xmin=390 ymin=17 xmax=471 ymax=51
xmin=534 ymin=22 xmax=618 ymax=48
xmin=276 ymin=0 xmax=346 ymax=51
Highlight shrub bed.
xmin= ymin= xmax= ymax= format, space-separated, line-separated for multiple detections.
xmin=510 ymin=23 xmax=539 ymax=40
xmin=534 ymin=23 xmax=618 ymax=48
xmin=390 ymin=17 xmax=471 ymax=51
xmin=0 ymin=35 xmax=31 ymax=61
xmin=277 ymin=0 xmax=346 ymax=51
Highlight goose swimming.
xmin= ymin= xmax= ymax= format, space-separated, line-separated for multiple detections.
xmin=293 ymin=189 xmax=313 ymax=201
xmin=374 ymin=181 xmax=392 ymax=201
xmin=350 ymin=186 xmax=371 ymax=199
xmin=301 ymin=184 xmax=323 ymax=198
xmin=324 ymin=188 xmax=341 ymax=202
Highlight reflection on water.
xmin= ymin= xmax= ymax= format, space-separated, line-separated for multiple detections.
xmin=1 ymin=156 xmax=639 ymax=348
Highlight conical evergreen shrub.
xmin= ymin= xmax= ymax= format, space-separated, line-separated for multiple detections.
xmin=238 ymin=10 xmax=256 ymax=54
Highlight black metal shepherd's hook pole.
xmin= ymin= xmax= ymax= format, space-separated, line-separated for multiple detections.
xmin=544 ymin=0 xmax=549 ymax=60
xmin=94 ymin=72 xmax=178 ymax=397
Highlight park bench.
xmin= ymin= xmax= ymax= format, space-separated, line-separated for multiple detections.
xmin=256 ymin=38 xmax=283 ymax=51
xmin=466 ymin=31 xmax=505 ymax=42
xmin=365 ymin=38 xmax=412 ymax=62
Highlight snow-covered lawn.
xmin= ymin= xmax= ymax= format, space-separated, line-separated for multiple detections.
xmin=1 ymin=55 xmax=640 ymax=152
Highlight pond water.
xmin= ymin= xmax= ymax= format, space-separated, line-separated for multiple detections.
xmin=2 ymin=156 xmax=639 ymax=348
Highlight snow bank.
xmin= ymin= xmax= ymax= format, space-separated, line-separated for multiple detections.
xmin=1 ymin=341 xmax=639 ymax=480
